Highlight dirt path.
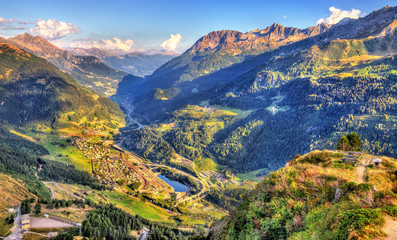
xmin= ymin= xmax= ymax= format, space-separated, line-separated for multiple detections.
xmin=356 ymin=165 xmax=366 ymax=183
xmin=382 ymin=216 xmax=397 ymax=240
xmin=356 ymin=157 xmax=371 ymax=183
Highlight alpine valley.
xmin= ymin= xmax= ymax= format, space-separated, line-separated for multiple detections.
xmin=0 ymin=3 xmax=396 ymax=240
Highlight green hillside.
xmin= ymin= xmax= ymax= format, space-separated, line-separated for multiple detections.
xmin=4 ymin=33 xmax=130 ymax=96
xmin=0 ymin=43 xmax=125 ymax=129
xmin=122 ymin=105 xmax=240 ymax=173
xmin=120 ymin=6 xmax=397 ymax=173
xmin=207 ymin=150 xmax=397 ymax=240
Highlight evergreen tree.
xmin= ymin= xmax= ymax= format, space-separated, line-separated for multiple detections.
xmin=347 ymin=132 xmax=362 ymax=151
xmin=337 ymin=133 xmax=362 ymax=151
xmin=35 ymin=203 xmax=41 ymax=214
xmin=337 ymin=135 xmax=351 ymax=151
xmin=21 ymin=199 xmax=31 ymax=215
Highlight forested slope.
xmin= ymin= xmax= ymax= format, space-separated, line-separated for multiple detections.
xmin=121 ymin=6 xmax=397 ymax=172
xmin=0 ymin=42 xmax=125 ymax=129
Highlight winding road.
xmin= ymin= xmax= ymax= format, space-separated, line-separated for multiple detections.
xmin=138 ymin=227 xmax=150 ymax=240
xmin=127 ymin=110 xmax=145 ymax=129
xmin=44 ymin=182 xmax=83 ymax=200
xmin=148 ymin=163 xmax=210 ymax=206
xmin=5 ymin=206 xmax=21 ymax=240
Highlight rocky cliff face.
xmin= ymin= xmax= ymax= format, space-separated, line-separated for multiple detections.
xmin=188 ymin=23 xmax=330 ymax=54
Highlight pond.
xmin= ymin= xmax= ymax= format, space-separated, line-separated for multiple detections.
xmin=157 ymin=174 xmax=187 ymax=193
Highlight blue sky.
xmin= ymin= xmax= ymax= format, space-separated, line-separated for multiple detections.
xmin=0 ymin=0 xmax=395 ymax=53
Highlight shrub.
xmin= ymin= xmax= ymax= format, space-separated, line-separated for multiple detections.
xmin=341 ymin=182 xmax=358 ymax=192
xmin=332 ymin=153 xmax=344 ymax=158
xmin=356 ymin=183 xmax=373 ymax=192
xmin=300 ymin=152 xmax=330 ymax=164
xmin=335 ymin=209 xmax=384 ymax=239
xmin=382 ymin=205 xmax=397 ymax=217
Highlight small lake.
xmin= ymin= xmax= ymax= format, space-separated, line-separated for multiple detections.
xmin=157 ymin=174 xmax=187 ymax=193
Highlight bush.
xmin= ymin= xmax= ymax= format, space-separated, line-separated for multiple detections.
xmin=382 ymin=205 xmax=397 ymax=217
xmin=341 ymin=182 xmax=358 ymax=192
xmin=300 ymin=152 xmax=330 ymax=164
xmin=335 ymin=209 xmax=384 ymax=239
xmin=356 ymin=183 xmax=373 ymax=192
xmin=332 ymin=153 xmax=344 ymax=158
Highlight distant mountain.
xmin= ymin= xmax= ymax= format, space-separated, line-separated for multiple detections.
xmin=0 ymin=42 xmax=125 ymax=128
xmin=146 ymin=23 xmax=329 ymax=86
xmin=189 ymin=23 xmax=329 ymax=54
xmin=120 ymin=5 xmax=397 ymax=173
xmin=117 ymin=22 xmax=330 ymax=120
xmin=1 ymin=33 xmax=129 ymax=96
xmin=69 ymin=47 xmax=178 ymax=77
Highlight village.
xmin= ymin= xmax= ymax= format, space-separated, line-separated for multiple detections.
xmin=3 ymin=125 xmax=392 ymax=240
xmin=72 ymin=138 xmax=175 ymax=194
xmin=70 ymin=136 xmax=245 ymax=208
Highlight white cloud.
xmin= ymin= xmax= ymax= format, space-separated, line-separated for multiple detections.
xmin=30 ymin=18 xmax=80 ymax=40
xmin=18 ymin=20 xmax=34 ymax=25
xmin=160 ymin=33 xmax=182 ymax=51
xmin=1 ymin=26 xmax=27 ymax=30
xmin=0 ymin=17 xmax=15 ymax=24
xmin=0 ymin=17 xmax=30 ymax=30
xmin=69 ymin=37 xmax=134 ymax=52
xmin=283 ymin=15 xmax=287 ymax=19
xmin=317 ymin=7 xmax=362 ymax=25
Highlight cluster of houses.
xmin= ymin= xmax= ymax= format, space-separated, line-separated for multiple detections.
xmin=73 ymin=138 xmax=142 ymax=186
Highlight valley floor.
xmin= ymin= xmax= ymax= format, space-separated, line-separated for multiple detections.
xmin=2 ymin=119 xmax=257 ymax=235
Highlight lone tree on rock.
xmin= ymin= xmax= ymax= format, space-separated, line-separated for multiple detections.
xmin=337 ymin=132 xmax=362 ymax=151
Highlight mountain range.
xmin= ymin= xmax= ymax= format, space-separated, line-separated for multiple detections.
xmin=135 ymin=22 xmax=330 ymax=97
xmin=0 ymin=4 xmax=396 ymax=240
xmin=120 ymin=5 xmax=397 ymax=173
xmin=0 ymin=42 xmax=125 ymax=128
xmin=0 ymin=33 xmax=129 ymax=96
xmin=69 ymin=47 xmax=178 ymax=77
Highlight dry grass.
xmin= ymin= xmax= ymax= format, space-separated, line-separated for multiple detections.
xmin=0 ymin=173 xmax=36 ymax=237
xmin=21 ymin=233 xmax=47 ymax=240
xmin=9 ymin=129 xmax=37 ymax=142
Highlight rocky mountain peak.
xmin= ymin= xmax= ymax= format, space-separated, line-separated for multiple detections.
xmin=188 ymin=22 xmax=329 ymax=55
xmin=9 ymin=33 xmax=62 ymax=53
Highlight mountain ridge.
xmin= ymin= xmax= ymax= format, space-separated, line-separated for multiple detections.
xmin=69 ymin=47 xmax=178 ymax=77
xmin=188 ymin=22 xmax=330 ymax=54
xmin=1 ymin=33 xmax=130 ymax=96
xmin=120 ymin=4 xmax=397 ymax=174
xmin=0 ymin=42 xmax=125 ymax=128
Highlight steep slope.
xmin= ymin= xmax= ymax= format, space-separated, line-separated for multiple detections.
xmin=151 ymin=23 xmax=329 ymax=84
xmin=0 ymin=42 xmax=125 ymax=129
xmin=208 ymin=150 xmax=397 ymax=240
xmin=69 ymin=47 xmax=178 ymax=77
xmin=0 ymin=173 xmax=36 ymax=236
xmin=2 ymin=33 xmax=129 ymax=96
xmin=115 ymin=23 xmax=329 ymax=118
xmin=202 ymin=6 xmax=397 ymax=170
xmin=120 ymin=5 xmax=397 ymax=173
xmin=125 ymin=6 xmax=397 ymax=121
